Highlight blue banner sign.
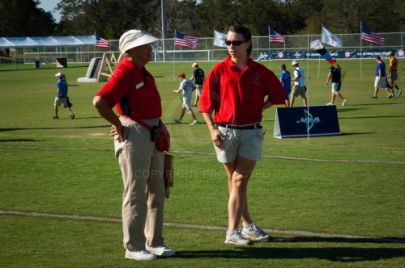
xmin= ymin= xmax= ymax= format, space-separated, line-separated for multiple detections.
xmin=257 ymin=49 xmax=404 ymax=60
xmin=273 ymin=106 xmax=340 ymax=138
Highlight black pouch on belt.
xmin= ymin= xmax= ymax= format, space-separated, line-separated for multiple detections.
xmin=150 ymin=123 xmax=161 ymax=141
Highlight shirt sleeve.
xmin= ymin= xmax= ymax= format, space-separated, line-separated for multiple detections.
xmin=95 ymin=67 xmax=129 ymax=108
xmin=265 ymin=69 xmax=285 ymax=105
xmin=179 ymin=80 xmax=185 ymax=90
xmin=199 ymin=66 xmax=220 ymax=114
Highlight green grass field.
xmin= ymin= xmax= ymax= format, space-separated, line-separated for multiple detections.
xmin=1 ymin=59 xmax=405 ymax=267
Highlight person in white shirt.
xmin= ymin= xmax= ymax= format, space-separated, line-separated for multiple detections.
xmin=290 ymin=60 xmax=308 ymax=107
xmin=173 ymin=72 xmax=198 ymax=125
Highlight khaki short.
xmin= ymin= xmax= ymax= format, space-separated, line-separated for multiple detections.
xmin=291 ymin=85 xmax=306 ymax=97
xmin=182 ymin=97 xmax=192 ymax=110
xmin=214 ymin=126 xmax=264 ymax=163
xmin=195 ymin=84 xmax=203 ymax=97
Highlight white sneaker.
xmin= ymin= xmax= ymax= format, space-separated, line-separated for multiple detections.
xmin=326 ymin=102 xmax=334 ymax=106
xmin=225 ymin=230 xmax=252 ymax=245
xmin=342 ymin=99 xmax=347 ymax=107
xmin=125 ymin=249 xmax=157 ymax=261
xmin=145 ymin=244 xmax=175 ymax=257
xmin=242 ymin=223 xmax=271 ymax=241
xmin=189 ymin=120 xmax=198 ymax=125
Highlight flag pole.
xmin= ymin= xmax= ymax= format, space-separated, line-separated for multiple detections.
xmin=360 ymin=21 xmax=363 ymax=80
xmin=173 ymin=30 xmax=176 ymax=80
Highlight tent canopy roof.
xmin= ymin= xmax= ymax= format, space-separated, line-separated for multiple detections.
xmin=0 ymin=35 xmax=97 ymax=48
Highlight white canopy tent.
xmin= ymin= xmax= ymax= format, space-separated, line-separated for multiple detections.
xmin=0 ymin=35 xmax=97 ymax=48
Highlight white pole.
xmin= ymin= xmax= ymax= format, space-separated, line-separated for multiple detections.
xmin=307 ymin=33 xmax=310 ymax=142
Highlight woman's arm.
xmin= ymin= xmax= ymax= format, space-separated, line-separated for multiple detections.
xmin=201 ymin=112 xmax=224 ymax=149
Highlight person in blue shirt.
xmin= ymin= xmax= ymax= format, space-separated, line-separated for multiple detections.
xmin=372 ymin=56 xmax=394 ymax=99
xmin=53 ymin=72 xmax=75 ymax=119
xmin=279 ymin=64 xmax=291 ymax=107
xmin=173 ymin=72 xmax=198 ymax=125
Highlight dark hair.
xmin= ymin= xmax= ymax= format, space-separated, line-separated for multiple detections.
xmin=228 ymin=24 xmax=252 ymax=55
xmin=376 ymin=55 xmax=381 ymax=60
xmin=281 ymin=64 xmax=286 ymax=70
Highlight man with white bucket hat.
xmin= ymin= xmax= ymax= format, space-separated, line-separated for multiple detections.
xmin=93 ymin=30 xmax=174 ymax=261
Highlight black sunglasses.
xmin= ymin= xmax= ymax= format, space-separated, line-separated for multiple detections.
xmin=225 ymin=40 xmax=246 ymax=46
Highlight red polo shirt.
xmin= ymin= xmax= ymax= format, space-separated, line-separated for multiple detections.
xmin=199 ymin=56 xmax=284 ymax=125
xmin=96 ymin=58 xmax=162 ymax=120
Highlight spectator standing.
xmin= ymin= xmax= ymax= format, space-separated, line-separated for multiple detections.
xmin=93 ymin=29 xmax=174 ymax=261
xmin=199 ymin=24 xmax=285 ymax=246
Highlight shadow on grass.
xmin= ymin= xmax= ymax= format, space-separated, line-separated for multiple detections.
xmin=176 ymin=246 xmax=405 ymax=262
xmin=339 ymin=132 xmax=375 ymax=136
xmin=0 ymin=139 xmax=36 ymax=142
xmin=275 ymin=236 xmax=405 ymax=244
xmin=340 ymin=114 xmax=405 ymax=120
xmin=0 ymin=125 xmax=110 ymax=132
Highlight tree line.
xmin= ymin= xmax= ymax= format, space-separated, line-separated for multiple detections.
xmin=1 ymin=0 xmax=404 ymax=38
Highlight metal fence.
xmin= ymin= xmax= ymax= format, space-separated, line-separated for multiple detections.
xmin=3 ymin=32 xmax=405 ymax=65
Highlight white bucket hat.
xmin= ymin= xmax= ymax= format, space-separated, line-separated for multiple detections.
xmin=55 ymin=72 xmax=64 ymax=77
xmin=118 ymin=29 xmax=158 ymax=62
xmin=291 ymin=60 xmax=299 ymax=66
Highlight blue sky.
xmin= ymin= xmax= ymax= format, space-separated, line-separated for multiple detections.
xmin=38 ymin=0 xmax=61 ymax=22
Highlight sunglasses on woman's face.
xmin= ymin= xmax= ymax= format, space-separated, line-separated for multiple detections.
xmin=225 ymin=40 xmax=246 ymax=46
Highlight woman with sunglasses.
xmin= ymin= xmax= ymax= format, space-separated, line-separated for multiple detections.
xmin=199 ymin=24 xmax=285 ymax=245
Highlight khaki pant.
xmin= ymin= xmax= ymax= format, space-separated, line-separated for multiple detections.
xmin=114 ymin=117 xmax=165 ymax=250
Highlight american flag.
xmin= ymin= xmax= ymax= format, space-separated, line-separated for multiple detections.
xmin=361 ymin=23 xmax=384 ymax=46
xmin=268 ymin=26 xmax=285 ymax=45
xmin=95 ymin=35 xmax=110 ymax=48
xmin=175 ymin=31 xmax=198 ymax=49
